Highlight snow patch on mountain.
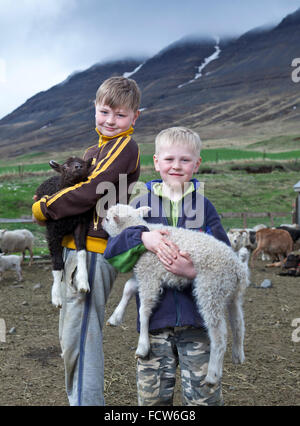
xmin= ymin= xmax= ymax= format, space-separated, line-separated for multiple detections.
xmin=178 ymin=37 xmax=221 ymax=88
xmin=123 ymin=62 xmax=144 ymax=78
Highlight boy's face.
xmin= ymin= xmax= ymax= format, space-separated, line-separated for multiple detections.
xmin=95 ymin=102 xmax=139 ymax=137
xmin=153 ymin=145 xmax=201 ymax=189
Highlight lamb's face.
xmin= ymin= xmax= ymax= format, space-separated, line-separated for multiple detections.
xmin=102 ymin=204 xmax=151 ymax=237
xmin=49 ymin=157 xmax=93 ymax=186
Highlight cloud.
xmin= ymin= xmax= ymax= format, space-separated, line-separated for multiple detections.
xmin=0 ymin=0 xmax=299 ymax=118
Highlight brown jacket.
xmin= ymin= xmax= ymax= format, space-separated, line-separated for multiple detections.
xmin=32 ymin=127 xmax=140 ymax=253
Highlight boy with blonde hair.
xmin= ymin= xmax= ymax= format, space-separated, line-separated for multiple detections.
xmin=104 ymin=126 xmax=230 ymax=406
xmin=32 ymin=76 xmax=141 ymax=406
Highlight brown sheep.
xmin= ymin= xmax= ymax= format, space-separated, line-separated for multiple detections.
xmin=251 ymin=228 xmax=293 ymax=268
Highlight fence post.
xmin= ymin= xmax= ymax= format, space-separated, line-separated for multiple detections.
xmin=242 ymin=213 xmax=247 ymax=228
xmin=18 ymin=165 xmax=24 ymax=177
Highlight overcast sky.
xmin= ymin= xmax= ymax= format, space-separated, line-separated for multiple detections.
xmin=0 ymin=0 xmax=299 ymax=119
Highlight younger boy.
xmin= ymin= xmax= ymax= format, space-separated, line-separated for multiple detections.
xmin=32 ymin=76 xmax=141 ymax=406
xmin=104 ymin=127 xmax=230 ymax=406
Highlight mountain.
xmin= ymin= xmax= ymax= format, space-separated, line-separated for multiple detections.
xmin=1 ymin=8 xmax=300 ymax=157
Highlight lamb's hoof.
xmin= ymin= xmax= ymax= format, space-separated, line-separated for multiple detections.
xmin=232 ymin=351 xmax=245 ymax=364
xmin=52 ymin=299 xmax=62 ymax=309
xmin=77 ymin=283 xmax=90 ymax=293
xmin=204 ymin=372 xmax=220 ymax=386
xmin=135 ymin=345 xmax=150 ymax=359
xmin=106 ymin=319 xmax=118 ymax=327
xmin=51 ymin=291 xmax=62 ymax=308
xmin=107 ymin=313 xmax=123 ymax=327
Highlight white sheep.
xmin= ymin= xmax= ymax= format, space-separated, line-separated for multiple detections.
xmin=103 ymin=204 xmax=249 ymax=385
xmin=0 ymin=229 xmax=34 ymax=266
xmin=0 ymin=254 xmax=23 ymax=281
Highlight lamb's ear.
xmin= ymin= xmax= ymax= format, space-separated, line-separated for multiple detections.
xmin=137 ymin=206 xmax=151 ymax=218
xmin=113 ymin=214 xmax=121 ymax=224
xmin=49 ymin=160 xmax=62 ymax=173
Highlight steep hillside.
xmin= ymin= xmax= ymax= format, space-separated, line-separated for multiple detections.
xmin=136 ymin=10 xmax=300 ymax=142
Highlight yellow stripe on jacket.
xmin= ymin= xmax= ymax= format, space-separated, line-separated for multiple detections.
xmin=62 ymin=235 xmax=108 ymax=253
xmin=45 ymin=135 xmax=131 ymax=208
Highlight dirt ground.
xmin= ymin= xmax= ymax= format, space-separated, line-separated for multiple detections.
xmin=0 ymin=258 xmax=299 ymax=406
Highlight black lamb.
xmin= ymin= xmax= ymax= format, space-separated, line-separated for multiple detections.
xmin=35 ymin=157 xmax=93 ymax=307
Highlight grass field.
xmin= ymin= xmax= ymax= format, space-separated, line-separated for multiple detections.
xmin=0 ymin=144 xmax=299 ymax=256
xmin=2 ymin=145 xmax=300 ymax=174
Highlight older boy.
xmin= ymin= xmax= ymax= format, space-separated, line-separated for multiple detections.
xmin=104 ymin=127 xmax=230 ymax=406
xmin=32 ymin=76 xmax=141 ymax=406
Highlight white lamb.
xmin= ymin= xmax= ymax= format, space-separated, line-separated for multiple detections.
xmin=103 ymin=204 xmax=249 ymax=385
xmin=0 ymin=254 xmax=23 ymax=281
xmin=0 ymin=229 xmax=34 ymax=266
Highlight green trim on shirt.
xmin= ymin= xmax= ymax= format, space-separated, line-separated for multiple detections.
xmin=107 ymin=243 xmax=147 ymax=272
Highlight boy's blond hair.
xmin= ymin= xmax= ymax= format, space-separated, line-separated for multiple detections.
xmin=155 ymin=127 xmax=202 ymax=156
xmin=95 ymin=76 xmax=141 ymax=112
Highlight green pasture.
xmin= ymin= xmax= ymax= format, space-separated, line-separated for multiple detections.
xmin=1 ymin=146 xmax=300 ymax=175
xmin=132 ymin=148 xmax=300 ymax=167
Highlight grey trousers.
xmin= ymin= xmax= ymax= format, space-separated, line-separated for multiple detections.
xmin=59 ymin=248 xmax=117 ymax=406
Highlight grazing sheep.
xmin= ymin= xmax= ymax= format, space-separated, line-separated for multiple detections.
xmin=237 ymin=247 xmax=250 ymax=264
xmin=103 ymin=204 xmax=249 ymax=385
xmin=0 ymin=229 xmax=34 ymax=266
xmin=0 ymin=254 xmax=22 ymax=281
xmin=34 ymin=157 xmax=93 ymax=308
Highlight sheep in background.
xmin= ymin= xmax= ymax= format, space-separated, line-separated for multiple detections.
xmin=0 ymin=229 xmax=34 ymax=266
xmin=0 ymin=254 xmax=22 ymax=282
xmin=103 ymin=204 xmax=249 ymax=386
xmin=251 ymin=228 xmax=293 ymax=268
xmin=227 ymin=224 xmax=267 ymax=252
xmin=238 ymin=247 xmax=250 ymax=264
xmin=34 ymin=157 xmax=93 ymax=308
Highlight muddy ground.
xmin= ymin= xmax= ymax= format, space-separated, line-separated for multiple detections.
xmin=0 ymin=258 xmax=299 ymax=406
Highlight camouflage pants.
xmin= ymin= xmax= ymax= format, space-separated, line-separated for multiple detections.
xmin=137 ymin=326 xmax=223 ymax=406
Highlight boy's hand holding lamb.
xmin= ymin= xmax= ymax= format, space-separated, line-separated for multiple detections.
xmin=160 ymin=250 xmax=197 ymax=280
xmin=141 ymin=229 xmax=196 ymax=279
xmin=141 ymin=229 xmax=179 ymax=263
